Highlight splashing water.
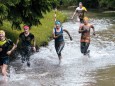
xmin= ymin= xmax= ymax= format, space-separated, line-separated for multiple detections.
xmin=0 ymin=17 xmax=115 ymax=86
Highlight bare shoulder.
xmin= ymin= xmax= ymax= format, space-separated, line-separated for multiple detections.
xmin=80 ymin=24 xmax=84 ymax=27
xmin=88 ymin=24 xmax=94 ymax=28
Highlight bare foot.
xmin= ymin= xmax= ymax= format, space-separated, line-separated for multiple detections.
xmin=3 ymin=76 xmax=8 ymax=82
xmin=59 ymin=56 xmax=62 ymax=65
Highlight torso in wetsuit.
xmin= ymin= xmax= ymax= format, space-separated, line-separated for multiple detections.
xmin=19 ymin=32 xmax=34 ymax=47
xmin=81 ymin=24 xmax=91 ymax=43
xmin=54 ymin=27 xmax=64 ymax=43
xmin=0 ymin=39 xmax=13 ymax=57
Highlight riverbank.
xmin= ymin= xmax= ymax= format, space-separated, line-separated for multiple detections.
xmin=0 ymin=10 xmax=67 ymax=47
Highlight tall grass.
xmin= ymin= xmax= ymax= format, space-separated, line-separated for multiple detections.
xmin=0 ymin=10 xmax=67 ymax=47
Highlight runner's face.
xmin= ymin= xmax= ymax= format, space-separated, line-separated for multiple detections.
xmin=24 ymin=28 xmax=29 ymax=33
xmin=56 ymin=24 xmax=60 ymax=29
xmin=84 ymin=20 xmax=88 ymax=24
xmin=0 ymin=34 xmax=5 ymax=40
xmin=79 ymin=4 xmax=82 ymax=8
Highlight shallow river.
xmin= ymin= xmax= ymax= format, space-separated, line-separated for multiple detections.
xmin=0 ymin=10 xmax=115 ymax=86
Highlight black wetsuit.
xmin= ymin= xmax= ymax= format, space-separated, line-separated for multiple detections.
xmin=80 ymin=25 xmax=91 ymax=55
xmin=80 ymin=42 xmax=90 ymax=55
xmin=0 ymin=39 xmax=13 ymax=65
xmin=19 ymin=32 xmax=34 ymax=62
xmin=54 ymin=28 xmax=65 ymax=57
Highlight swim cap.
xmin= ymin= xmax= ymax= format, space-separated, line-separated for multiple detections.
xmin=83 ymin=17 xmax=89 ymax=21
xmin=0 ymin=30 xmax=5 ymax=36
xmin=55 ymin=21 xmax=61 ymax=25
xmin=23 ymin=25 xmax=29 ymax=29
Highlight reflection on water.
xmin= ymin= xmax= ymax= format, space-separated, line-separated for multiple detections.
xmin=0 ymin=11 xmax=115 ymax=86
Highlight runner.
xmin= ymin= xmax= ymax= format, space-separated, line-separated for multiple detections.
xmin=79 ymin=17 xmax=95 ymax=55
xmin=0 ymin=30 xmax=16 ymax=81
xmin=53 ymin=21 xmax=72 ymax=64
xmin=16 ymin=25 xmax=36 ymax=67
xmin=71 ymin=2 xmax=87 ymax=23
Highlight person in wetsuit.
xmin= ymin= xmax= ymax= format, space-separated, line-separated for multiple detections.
xmin=71 ymin=2 xmax=87 ymax=23
xmin=53 ymin=21 xmax=72 ymax=64
xmin=0 ymin=30 xmax=16 ymax=80
xmin=79 ymin=17 xmax=95 ymax=55
xmin=16 ymin=25 xmax=36 ymax=67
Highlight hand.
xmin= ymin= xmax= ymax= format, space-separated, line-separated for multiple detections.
xmin=83 ymin=29 xmax=88 ymax=32
xmin=54 ymin=34 xmax=62 ymax=39
xmin=32 ymin=47 xmax=36 ymax=52
xmin=7 ymin=50 xmax=12 ymax=55
xmin=70 ymin=36 xmax=73 ymax=41
xmin=93 ymin=32 xmax=96 ymax=36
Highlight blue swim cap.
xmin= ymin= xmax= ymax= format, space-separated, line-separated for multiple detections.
xmin=55 ymin=21 xmax=61 ymax=25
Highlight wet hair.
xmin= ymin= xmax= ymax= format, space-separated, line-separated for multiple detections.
xmin=83 ymin=17 xmax=89 ymax=21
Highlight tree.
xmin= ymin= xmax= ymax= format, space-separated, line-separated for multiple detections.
xmin=99 ymin=0 xmax=115 ymax=9
xmin=0 ymin=0 xmax=56 ymax=29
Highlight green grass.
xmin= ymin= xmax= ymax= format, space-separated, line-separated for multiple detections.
xmin=0 ymin=10 xmax=67 ymax=47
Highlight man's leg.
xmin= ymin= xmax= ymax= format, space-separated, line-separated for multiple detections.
xmin=2 ymin=57 xmax=9 ymax=81
xmin=57 ymin=42 xmax=65 ymax=63
xmin=84 ymin=42 xmax=90 ymax=55
xmin=80 ymin=42 xmax=85 ymax=54
xmin=20 ymin=49 xmax=26 ymax=63
xmin=26 ymin=46 xmax=32 ymax=67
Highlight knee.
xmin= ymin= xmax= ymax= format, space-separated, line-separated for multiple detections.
xmin=58 ymin=53 xmax=61 ymax=57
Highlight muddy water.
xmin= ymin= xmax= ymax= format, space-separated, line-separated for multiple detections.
xmin=0 ymin=11 xmax=115 ymax=86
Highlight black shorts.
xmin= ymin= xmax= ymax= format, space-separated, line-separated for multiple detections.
xmin=0 ymin=56 xmax=9 ymax=66
xmin=80 ymin=18 xmax=84 ymax=23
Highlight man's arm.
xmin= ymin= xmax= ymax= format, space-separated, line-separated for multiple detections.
xmin=10 ymin=43 xmax=16 ymax=52
xmin=79 ymin=24 xmax=86 ymax=33
xmin=53 ymin=33 xmax=62 ymax=39
xmin=32 ymin=36 xmax=36 ymax=52
xmin=7 ymin=41 xmax=16 ymax=55
xmin=16 ymin=38 xmax=19 ymax=46
xmin=63 ymin=29 xmax=72 ymax=40
xmin=52 ymin=29 xmax=62 ymax=39
xmin=91 ymin=25 xmax=95 ymax=35
xmin=71 ymin=9 xmax=77 ymax=19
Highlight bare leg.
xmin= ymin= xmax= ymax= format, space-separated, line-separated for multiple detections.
xmin=2 ymin=64 xmax=8 ymax=81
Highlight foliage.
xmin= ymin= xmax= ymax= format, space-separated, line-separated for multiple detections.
xmin=0 ymin=0 xmax=56 ymax=29
xmin=0 ymin=10 xmax=67 ymax=47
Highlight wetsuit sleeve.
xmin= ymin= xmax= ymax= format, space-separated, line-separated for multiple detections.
xmin=32 ymin=35 xmax=35 ymax=39
xmin=7 ymin=39 xmax=13 ymax=46
xmin=79 ymin=25 xmax=83 ymax=33
xmin=19 ymin=33 xmax=22 ymax=39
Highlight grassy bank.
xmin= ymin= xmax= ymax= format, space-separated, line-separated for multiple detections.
xmin=0 ymin=10 xmax=67 ymax=47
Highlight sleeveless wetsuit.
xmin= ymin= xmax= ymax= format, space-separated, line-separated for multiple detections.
xmin=80 ymin=24 xmax=91 ymax=55
xmin=54 ymin=28 xmax=65 ymax=57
